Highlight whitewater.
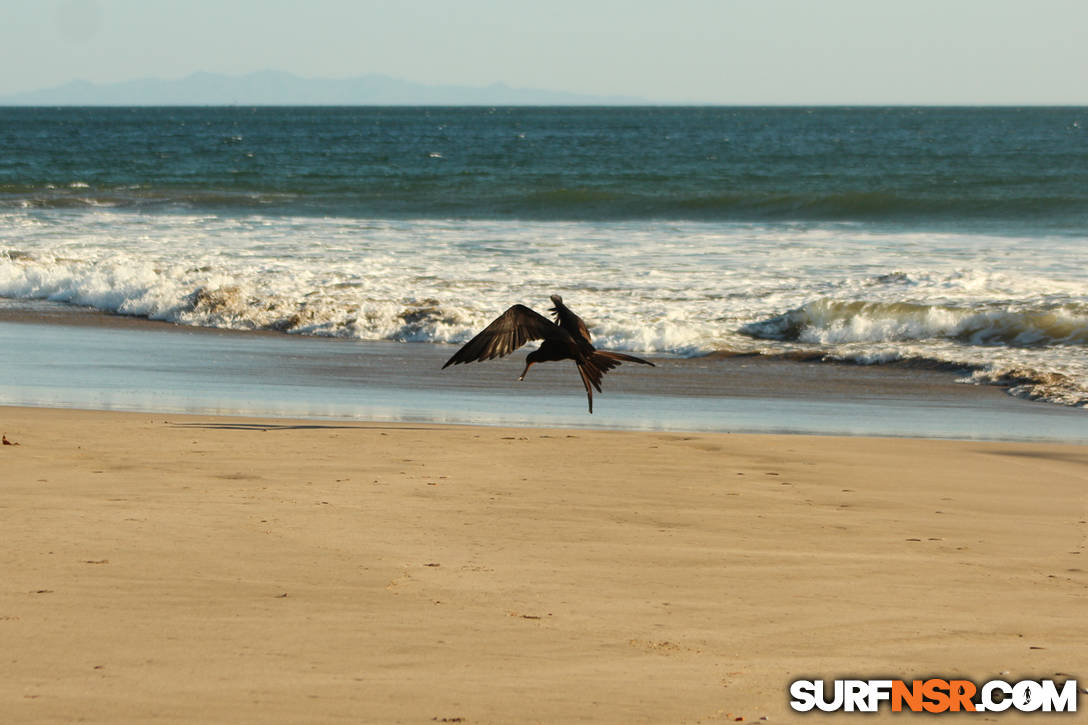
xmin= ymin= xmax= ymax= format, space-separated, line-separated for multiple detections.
xmin=2 ymin=209 xmax=1085 ymax=408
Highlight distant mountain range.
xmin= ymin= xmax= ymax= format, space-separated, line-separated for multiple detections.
xmin=0 ymin=70 xmax=648 ymax=106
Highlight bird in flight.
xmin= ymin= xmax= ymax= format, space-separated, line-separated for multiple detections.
xmin=442 ymin=294 xmax=654 ymax=413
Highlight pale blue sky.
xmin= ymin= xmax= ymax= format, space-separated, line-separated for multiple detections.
xmin=3 ymin=0 xmax=1087 ymax=103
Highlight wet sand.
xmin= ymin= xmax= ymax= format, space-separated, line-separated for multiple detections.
xmin=1 ymin=405 xmax=1086 ymax=723
xmin=3 ymin=313 xmax=1086 ymax=441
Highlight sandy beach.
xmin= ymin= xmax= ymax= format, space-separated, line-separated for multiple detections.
xmin=2 ymin=405 xmax=1085 ymax=723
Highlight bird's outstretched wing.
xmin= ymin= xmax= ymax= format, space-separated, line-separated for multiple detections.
xmin=548 ymin=294 xmax=592 ymax=342
xmin=442 ymin=305 xmax=569 ymax=368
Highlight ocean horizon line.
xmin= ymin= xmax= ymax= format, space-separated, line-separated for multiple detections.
xmin=2 ymin=102 xmax=1087 ymax=109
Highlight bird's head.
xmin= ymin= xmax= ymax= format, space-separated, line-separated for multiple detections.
xmin=549 ymin=294 xmax=563 ymax=310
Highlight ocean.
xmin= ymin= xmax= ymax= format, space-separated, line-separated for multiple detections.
xmin=1 ymin=106 xmax=1086 ymax=421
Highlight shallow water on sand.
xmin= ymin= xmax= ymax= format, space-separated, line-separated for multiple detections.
xmin=2 ymin=317 xmax=1085 ymax=442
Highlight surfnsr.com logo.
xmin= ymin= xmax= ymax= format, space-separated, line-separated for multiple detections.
xmin=789 ymin=678 xmax=1079 ymax=713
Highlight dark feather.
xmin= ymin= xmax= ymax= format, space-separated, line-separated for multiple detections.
xmin=549 ymin=294 xmax=592 ymax=342
xmin=442 ymin=295 xmax=655 ymax=413
xmin=576 ymin=361 xmax=597 ymax=413
xmin=442 ymin=305 xmax=570 ymax=368
xmin=593 ymin=350 xmax=655 ymax=368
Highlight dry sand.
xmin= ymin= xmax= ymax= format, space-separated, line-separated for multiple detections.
xmin=1 ymin=405 xmax=1086 ymax=723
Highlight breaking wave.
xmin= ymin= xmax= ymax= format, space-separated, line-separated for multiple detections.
xmin=0 ymin=250 xmax=467 ymax=342
xmin=2 ymin=212 xmax=1086 ymax=409
xmin=741 ymin=299 xmax=1088 ymax=348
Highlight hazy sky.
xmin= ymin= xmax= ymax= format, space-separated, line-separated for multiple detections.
xmin=3 ymin=0 xmax=1087 ymax=103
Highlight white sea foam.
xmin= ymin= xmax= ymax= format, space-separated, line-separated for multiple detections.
xmin=1 ymin=210 xmax=1086 ymax=406
xmin=743 ymin=299 xmax=1088 ymax=347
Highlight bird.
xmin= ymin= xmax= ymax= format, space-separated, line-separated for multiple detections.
xmin=442 ymin=294 xmax=654 ymax=413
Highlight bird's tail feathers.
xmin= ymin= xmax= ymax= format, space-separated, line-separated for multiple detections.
xmin=578 ymin=358 xmax=605 ymax=392
xmin=575 ymin=351 xmax=652 ymax=415
xmin=593 ymin=350 xmax=656 ymax=368
xmin=576 ymin=361 xmax=598 ymax=414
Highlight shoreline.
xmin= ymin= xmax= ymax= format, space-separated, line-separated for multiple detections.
xmin=2 ymin=308 xmax=1087 ymax=442
xmin=1 ymin=405 xmax=1085 ymax=723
